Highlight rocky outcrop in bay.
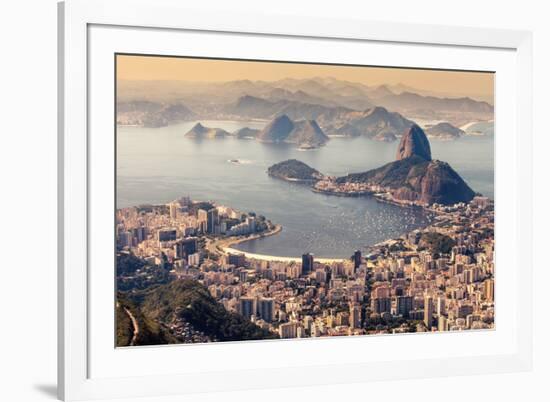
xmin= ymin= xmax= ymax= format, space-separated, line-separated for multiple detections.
xmin=184 ymin=123 xmax=230 ymax=139
xmin=339 ymin=125 xmax=475 ymax=205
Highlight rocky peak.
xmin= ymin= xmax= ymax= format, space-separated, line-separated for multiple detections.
xmin=257 ymin=114 xmax=295 ymax=143
xmin=363 ymin=106 xmax=389 ymax=118
xmin=396 ymin=124 xmax=432 ymax=161
xmin=236 ymin=94 xmax=262 ymax=106
xmin=271 ymin=114 xmax=293 ymax=127
xmin=189 ymin=122 xmax=206 ymax=134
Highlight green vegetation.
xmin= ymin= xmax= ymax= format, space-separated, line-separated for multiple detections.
xmin=116 ymin=252 xmax=172 ymax=291
xmin=337 ymin=155 xmax=429 ymax=187
xmin=116 ymin=252 xmax=147 ymax=276
xmin=139 ymin=280 xmax=277 ymax=342
xmin=335 ymin=154 xmax=475 ymax=205
xmin=418 ymin=232 xmax=456 ymax=254
xmin=116 ymin=295 xmax=177 ymax=347
xmin=117 ymin=265 xmax=172 ymax=291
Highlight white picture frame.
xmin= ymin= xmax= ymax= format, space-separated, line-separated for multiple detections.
xmin=58 ymin=0 xmax=533 ymax=400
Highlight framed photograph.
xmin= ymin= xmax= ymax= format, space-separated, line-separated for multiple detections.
xmin=58 ymin=0 xmax=533 ymax=400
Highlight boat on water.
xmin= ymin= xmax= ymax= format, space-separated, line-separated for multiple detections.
xmin=298 ymin=143 xmax=316 ymax=150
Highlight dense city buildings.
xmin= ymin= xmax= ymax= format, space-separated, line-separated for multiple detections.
xmin=116 ymin=194 xmax=495 ymax=343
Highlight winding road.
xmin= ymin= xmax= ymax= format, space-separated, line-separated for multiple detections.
xmin=123 ymin=307 xmax=139 ymax=346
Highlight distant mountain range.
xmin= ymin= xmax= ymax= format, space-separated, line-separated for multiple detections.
xmin=380 ymin=83 xmax=494 ymax=104
xmin=117 ymin=76 xmax=493 ymax=128
xmin=224 ymin=94 xmax=353 ymax=122
xmin=117 ymin=101 xmax=196 ymax=127
xmin=375 ymin=91 xmax=493 ymax=114
xmin=327 ymin=106 xmax=414 ymax=141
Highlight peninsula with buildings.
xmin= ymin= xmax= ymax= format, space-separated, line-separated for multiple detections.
xmin=270 ymin=124 xmax=476 ymax=207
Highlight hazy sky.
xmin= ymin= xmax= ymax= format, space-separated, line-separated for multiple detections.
xmin=117 ymin=54 xmax=494 ymax=100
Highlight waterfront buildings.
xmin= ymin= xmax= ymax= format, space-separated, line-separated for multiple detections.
xmin=353 ymin=250 xmax=362 ymax=270
xmin=116 ymin=195 xmax=495 ymax=343
xmin=302 ymin=253 xmax=314 ymax=275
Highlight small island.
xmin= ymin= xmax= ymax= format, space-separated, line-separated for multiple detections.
xmin=232 ymin=127 xmax=260 ymax=139
xmin=267 ymin=159 xmax=324 ymax=183
xmin=185 ymin=123 xmax=230 ymax=139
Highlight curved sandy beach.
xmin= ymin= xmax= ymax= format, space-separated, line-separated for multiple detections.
xmin=222 ymin=246 xmax=346 ymax=264
xmin=215 ymin=224 xmax=346 ymax=263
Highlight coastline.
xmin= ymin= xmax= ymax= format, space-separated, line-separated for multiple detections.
xmin=268 ymin=174 xmax=318 ymax=185
xmin=311 ymin=184 xmax=436 ymax=210
xmin=224 ymin=184 xmax=443 ymax=261
xmin=210 ymin=182 xmax=435 ymax=262
xmin=223 ymin=246 xmax=346 ymax=263
xmin=311 ymin=187 xmax=372 ymax=197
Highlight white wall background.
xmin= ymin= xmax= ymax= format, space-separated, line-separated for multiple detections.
xmin=0 ymin=1 xmax=547 ymax=401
